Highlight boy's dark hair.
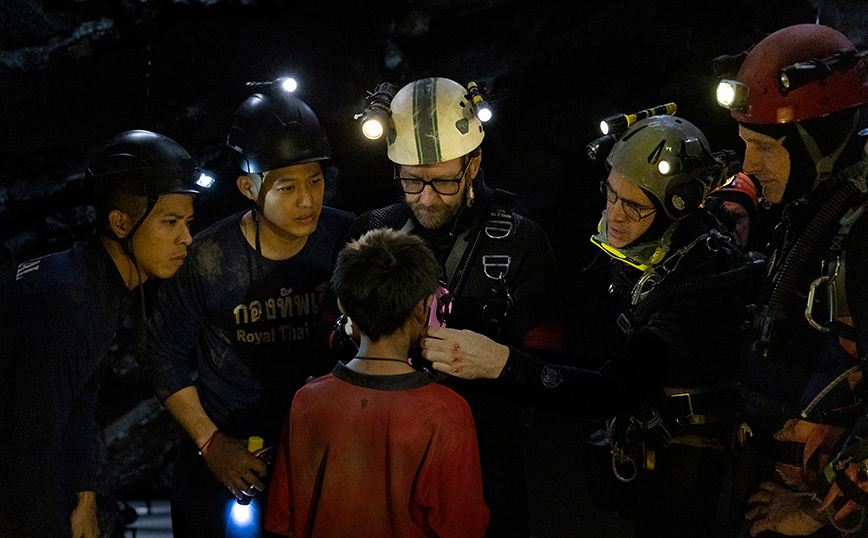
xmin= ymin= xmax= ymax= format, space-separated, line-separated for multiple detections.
xmin=332 ymin=228 xmax=440 ymax=342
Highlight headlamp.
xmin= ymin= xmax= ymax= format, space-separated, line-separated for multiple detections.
xmin=278 ymin=77 xmax=298 ymax=93
xmin=657 ymin=158 xmax=680 ymax=175
xmin=196 ymin=173 xmax=215 ymax=189
xmin=600 ymin=103 xmax=677 ymax=137
xmin=716 ymin=79 xmax=748 ymax=110
xmin=362 ymin=115 xmax=386 ymax=139
xmin=587 ymin=103 xmax=677 ymax=162
xmin=586 ymin=135 xmax=617 ymax=162
xmin=245 ymin=76 xmax=299 ymax=94
xmin=356 ymin=82 xmax=397 ymax=140
xmin=466 ymin=81 xmax=492 ymax=122
xmin=778 ymin=50 xmax=866 ymax=95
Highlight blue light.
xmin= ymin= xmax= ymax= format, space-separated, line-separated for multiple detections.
xmin=230 ymin=502 xmax=253 ymax=526
xmin=226 ymin=498 xmax=260 ymax=538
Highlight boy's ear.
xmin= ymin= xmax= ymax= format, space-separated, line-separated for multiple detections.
xmin=108 ymin=209 xmax=133 ymax=239
xmin=236 ymin=174 xmax=259 ymax=202
xmin=337 ymin=299 xmax=346 ymax=315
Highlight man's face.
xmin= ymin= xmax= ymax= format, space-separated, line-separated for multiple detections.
xmin=604 ymin=168 xmax=657 ymax=249
xmin=739 ymin=124 xmax=791 ymax=204
xmin=130 ymin=193 xmax=195 ymax=280
xmin=401 ymin=156 xmax=470 ymax=230
xmin=254 ymin=161 xmax=325 ymax=241
xmin=723 ymin=200 xmax=751 ymax=248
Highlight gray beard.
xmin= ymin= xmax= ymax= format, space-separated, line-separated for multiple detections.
xmin=408 ymin=198 xmax=464 ymax=230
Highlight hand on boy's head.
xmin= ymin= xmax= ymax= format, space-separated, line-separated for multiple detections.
xmin=200 ymin=432 xmax=268 ymax=501
xmin=421 ymin=326 xmax=510 ymax=380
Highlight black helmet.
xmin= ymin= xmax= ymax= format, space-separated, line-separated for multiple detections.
xmin=226 ymin=90 xmax=331 ymax=174
xmin=86 ymin=129 xmax=201 ymax=200
xmin=86 ymin=130 xmax=200 ymax=241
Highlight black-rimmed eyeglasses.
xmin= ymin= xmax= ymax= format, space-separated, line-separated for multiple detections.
xmin=396 ymin=158 xmax=471 ymax=196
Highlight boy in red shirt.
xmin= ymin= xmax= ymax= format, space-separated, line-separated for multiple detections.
xmin=265 ymin=228 xmax=489 ymax=537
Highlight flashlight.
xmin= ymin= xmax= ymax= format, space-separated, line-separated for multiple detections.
xmin=778 ymin=49 xmax=866 ymax=95
xmin=244 ymin=76 xmax=299 ymax=94
xmin=236 ymin=436 xmax=264 ymax=506
xmin=356 ymin=82 xmax=397 ymax=140
xmin=600 ymin=103 xmax=676 ymax=136
xmin=466 ymin=81 xmax=493 ymax=122
xmin=585 ymin=135 xmax=617 ymax=162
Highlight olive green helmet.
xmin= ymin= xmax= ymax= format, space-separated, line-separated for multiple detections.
xmin=606 ymin=115 xmax=721 ymax=220
xmin=387 ymin=77 xmax=485 ymax=165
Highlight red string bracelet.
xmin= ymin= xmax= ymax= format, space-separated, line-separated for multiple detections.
xmin=198 ymin=430 xmax=219 ymax=456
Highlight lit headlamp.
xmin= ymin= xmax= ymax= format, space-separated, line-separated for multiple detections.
xmin=245 ymin=76 xmax=299 ymax=94
xmin=600 ymin=103 xmax=677 ymax=136
xmin=586 ymin=103 xmax=677 ymax=162
xmin=466 ymin=81 xmax=492 ymax=122
xmin=356 ymin=82 xmax=397 ymax=140
xmin=716 ymin=79 xmax=749 ymax=110
xmin=196 ymin=173 xmax=215 ymax=189
xmin=657 ymin=158 xmax=680 ymax=176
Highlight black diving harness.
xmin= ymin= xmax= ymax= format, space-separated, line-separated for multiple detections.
xmin=595 ymin=224 xmax=761 ymax=482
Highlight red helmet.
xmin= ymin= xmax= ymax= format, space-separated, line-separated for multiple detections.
xmin=728 ymin=24 xmax=868 ymax=125
xmin=709 ymin=172 xmax=758 ymax=210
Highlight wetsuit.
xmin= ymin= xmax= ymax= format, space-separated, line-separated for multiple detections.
xmin=498 ymin=208 xmax=752 ymax=537
xmin=733 ymin=152 xmax=868 ymax=536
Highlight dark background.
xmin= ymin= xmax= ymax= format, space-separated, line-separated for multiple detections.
xmin=3 ymin=1 xmax=868 ymax=535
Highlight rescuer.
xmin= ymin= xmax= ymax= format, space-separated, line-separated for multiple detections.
xmin=713 ymin=24 xmax=868 ymax=536
xmin=142 ymin=82 xmax=353 ymax=537
xmin=346 ymin=76 xmax=562 ymax=537
xmin=0 ymin=130 xmax=200 ymax=538
xmin=421 ymin=114 xmax=755 ymax=537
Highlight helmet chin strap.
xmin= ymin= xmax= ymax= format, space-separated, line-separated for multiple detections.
xmin=249 ymin=172 xmax=266 ymax=264
xmin=794 ymin=111 xmax=858 ymax=191
xmin=100 ymin=195 xmax=159 ymax=282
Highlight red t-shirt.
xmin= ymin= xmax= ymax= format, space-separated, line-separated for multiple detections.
xmin=265 ymin=362 xmax=489 ymax=537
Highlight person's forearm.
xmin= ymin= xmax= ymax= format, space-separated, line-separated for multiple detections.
xmin=500 ymin=347 xmax=652 ymax=416
xmin=163 ymin=386 xmax=218 ymax=448
xmin=164 ymin=386 xmax=268 ymax=501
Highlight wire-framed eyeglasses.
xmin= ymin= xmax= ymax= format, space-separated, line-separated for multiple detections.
xmin=396 ymin=158 xmax=471 ymax=196
xmin=600 ymin=180 xmax=657 ymax=222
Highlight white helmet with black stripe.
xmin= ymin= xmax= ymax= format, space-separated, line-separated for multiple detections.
xmin=387 ymin=77 xmax=485 ymax=165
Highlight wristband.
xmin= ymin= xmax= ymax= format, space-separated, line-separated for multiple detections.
xmin=198 ymin=430 xmax=219 ymax=456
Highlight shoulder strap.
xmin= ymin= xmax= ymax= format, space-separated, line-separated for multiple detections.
xmin=447 ymin=188 xmax=521 ymax=293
